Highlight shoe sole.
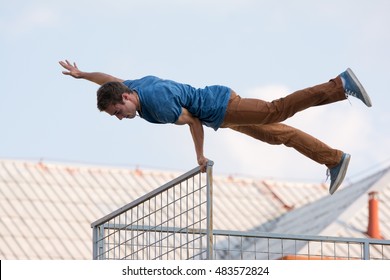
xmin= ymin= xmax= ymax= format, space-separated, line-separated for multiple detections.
xmin=346 ymin=68 xmax=372 ymax=107
xmin=329 ymin=154 xmax=351 ymax=195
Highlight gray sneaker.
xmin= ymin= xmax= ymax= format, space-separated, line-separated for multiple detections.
xmin=340 ymin=68 xmax=372 ymax=107
xmin=328 ymin=153 xmax=351 ymax=195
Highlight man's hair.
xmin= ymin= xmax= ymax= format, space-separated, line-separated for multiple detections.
xmin=97 ymin=82 xmax=133 ymax=111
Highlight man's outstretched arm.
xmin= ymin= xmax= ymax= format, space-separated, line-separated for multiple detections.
xmin=175 ymin=108 xmax=208 ymax=172
xmin=59 ymin=60 xmax=124 ymax=85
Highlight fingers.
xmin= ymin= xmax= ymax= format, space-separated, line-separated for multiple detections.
xmin=59 ymin=60 xmax=78 ymax=70
xmin=59 ymin=60 xmax=70 ymax=70
xmin=59 ymin=60 xmax=80 ymax=78
xmin=59 ymin=61 xmax=70 ymax=75
xmin=198 ymin=157 xmax=209 ymax=173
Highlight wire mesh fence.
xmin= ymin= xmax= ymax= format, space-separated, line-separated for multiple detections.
xmin=91 ymin=161 xmax=390 ymax=260
xmin=212 ymin=230 xmax=390 ymax=260
xmin=91 ymin=162 xmax=214 ymax=260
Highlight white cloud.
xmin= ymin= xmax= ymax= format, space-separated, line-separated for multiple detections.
xmin=246 ymin=85 xmax=290 ymax=100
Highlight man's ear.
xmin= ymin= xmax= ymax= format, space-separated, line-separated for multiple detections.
xmin=122 ymin=93 xmax=130 ymax=100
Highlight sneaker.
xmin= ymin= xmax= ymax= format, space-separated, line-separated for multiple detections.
xmin=328 ymin=153 xmax=351 ymax=195
xmin=340 ymin=68 xmax=372 ymax=107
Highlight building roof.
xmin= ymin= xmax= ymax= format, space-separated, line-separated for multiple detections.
xmin=261 ymin=166 xmax=390 ymax=237
xmin=0 ymin=159 xmax=389 ymax=259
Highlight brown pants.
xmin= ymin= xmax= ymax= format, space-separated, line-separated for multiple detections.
xmin=220 ymin=77 xmax=346 ymax=168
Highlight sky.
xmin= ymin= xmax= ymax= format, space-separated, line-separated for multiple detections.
xmin=1 ymin=0 xmax=390 ymax=184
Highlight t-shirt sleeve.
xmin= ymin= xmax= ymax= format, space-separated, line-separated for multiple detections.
xmin=122 ymin=80 xmax=133 ymax=89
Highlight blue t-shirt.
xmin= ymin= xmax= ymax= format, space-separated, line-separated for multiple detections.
xmin=123 ymin=76 xmax=231 ymax=130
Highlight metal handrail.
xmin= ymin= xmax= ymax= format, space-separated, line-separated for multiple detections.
xmin=98 ymin=224 xmax=390 ymax=246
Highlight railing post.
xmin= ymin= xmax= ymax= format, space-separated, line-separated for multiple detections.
xmin=100 ymin=225 xmax=106 ymax=260
xmin=93 ymin=224 xmax=106 ymax=260
xmin=363 ymin=241 xmax=370 ymax=260
xmin=92 ymin=225 xmax=97 ymax=260
xmin=92 ymin=224 xmax=104 ymax=260
xmin=206 ymin=161 xmax=214 ymax=260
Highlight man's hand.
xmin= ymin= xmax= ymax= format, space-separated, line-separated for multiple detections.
xmin=59 ymin=60 xmax=83 ymax=78
xmin=198 ymin=156 xmax=209 ymax=173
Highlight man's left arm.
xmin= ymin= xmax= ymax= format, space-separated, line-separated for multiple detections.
xmin=175 ymin=108 xmax=208 ymax=172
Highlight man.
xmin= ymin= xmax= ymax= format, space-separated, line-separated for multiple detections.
xmin=59 ymin=60 xmax=372 ymax=195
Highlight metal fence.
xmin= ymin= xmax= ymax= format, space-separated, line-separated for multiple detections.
xmin=91 ymin=161 xmax=214 ymax=260
xmin=91 ymin=162 xmax=390 ymax=260
xmin=212 ymin=230 xmax=390 ymax=260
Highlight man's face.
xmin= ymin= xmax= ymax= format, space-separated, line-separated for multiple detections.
xmin=104 ymin=93 xmax=137 ymax=120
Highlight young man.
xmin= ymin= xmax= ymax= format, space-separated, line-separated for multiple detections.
xmin=59 ymin=60 xmax=372 ymax=195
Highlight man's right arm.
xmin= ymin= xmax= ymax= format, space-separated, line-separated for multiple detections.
xmin=59 ymin=60 xmax=124 ymax=85
xmin=175 ymin=108 xmax=208 ymax=172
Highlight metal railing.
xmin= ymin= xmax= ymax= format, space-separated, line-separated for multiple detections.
xmin=91 ymin=162 xmax=390 ymax=260
xmin=91 ymin=161 xmax=214 ymax=260
xmin=212 ymin=230 xmax=390 ymax=260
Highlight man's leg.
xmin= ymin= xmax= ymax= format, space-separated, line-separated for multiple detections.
xmin=224 ymin=123 xmax=343 ymax=168
xmin=223 ymin=77 xmax=346 ymax=126
xmin=220 ymin=69 xmax=370 ymax=194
